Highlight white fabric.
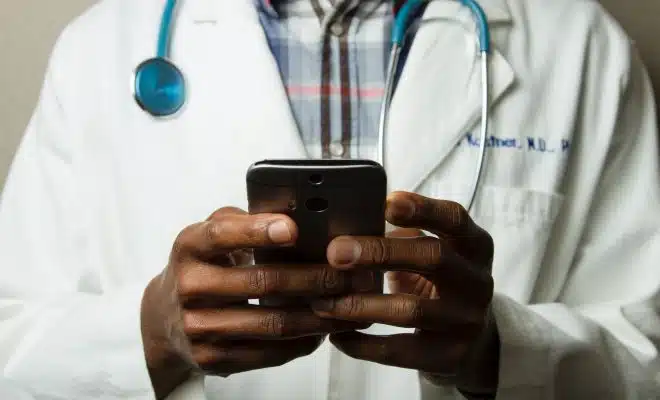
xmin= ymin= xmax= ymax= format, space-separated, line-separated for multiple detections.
xmin=0 ymin=379 xmax=37 ymax=400
xmin=0 ymin=0 xmax=658 ymax=399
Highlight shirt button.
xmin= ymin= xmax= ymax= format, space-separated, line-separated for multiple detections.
xmin=329 ymin=141 xmax=345 ymax=157
xmin=330 ymin=22 xmax=345 ymax=37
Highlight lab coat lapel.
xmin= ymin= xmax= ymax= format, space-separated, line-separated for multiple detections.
xmin=386 ymin=0 xmax=515 ymax=192
xmin=179 ymin=0 xmax=306 ymax=158
xmin=149 ymin=0 xmax=306 ymax=210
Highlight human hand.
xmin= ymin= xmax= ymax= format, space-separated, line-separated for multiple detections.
xmin=313 ymin=192 xmax=499 ymax=396
xmin=140 ymin=207 xmax=375 ymax=398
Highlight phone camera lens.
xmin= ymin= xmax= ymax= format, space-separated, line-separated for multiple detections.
xmin=309 ymin=174 xmax=324 ymax=186
xmin=305 ymin=197 xmax=328 ymax=213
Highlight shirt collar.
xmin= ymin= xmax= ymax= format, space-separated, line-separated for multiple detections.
xmin=258 ymin=0 xmax=405 ymax=18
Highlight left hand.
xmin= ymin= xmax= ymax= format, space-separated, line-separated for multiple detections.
xmin=312 ymin=192 xmax=499 ymax=394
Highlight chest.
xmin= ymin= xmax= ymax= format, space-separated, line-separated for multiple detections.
xmin=77 ymin=1 xmax=583 ymax=303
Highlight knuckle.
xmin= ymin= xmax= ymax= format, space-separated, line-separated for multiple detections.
xmin=318 ymin=268 xmax=343 ymax=292
xmin=177 ymin=264 xmax=199 ymax=297
xmin=390 ymin=299 xmax=423 ymax=325
xmin=428 ymin=199 xmax=470 ymax=233
xmin=363 ymin=238 xmax=389 ymax=264
xmin=420 ymin=239 xmax=443 ymax=265
xmin=205 ymin=219 xmax=232 ymax=245
xmin=172 ymin=224 xmax=199 ymax=259
xmin=430 ymin=242 xmax=443 ymax=265
xmin=374 ymin=238 xmax=390 ymax=264
xmin=196 ymin=347 xmax=232 ymax=372
xmin=208 ymin=207 xmax=245 ymax=221
xmin=194 ymin=353 xmax=215 ymax=371
xmin=339 ymin=296 xmax=364 ymax=316
xmin=248 ymin=269 xmax=267 ymax=294
xmin=249 ymin=269 xmax=281 ymax=296
xmin=181 ymin=311 xmax=201 ymax=336
xmin=245 ymin=216 xmax=271 ymax=243
xmin=447 ymin=200 xmax=470 ymax=229
xmin=260 ymin=312 xmax=285 ymax=337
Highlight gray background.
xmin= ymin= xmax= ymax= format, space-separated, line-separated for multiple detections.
xmin=0 ymin=0 xmax=658 ymax=188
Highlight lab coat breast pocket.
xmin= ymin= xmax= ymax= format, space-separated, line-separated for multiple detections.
xmin=417 ymin=182 xmax=564 ymax=304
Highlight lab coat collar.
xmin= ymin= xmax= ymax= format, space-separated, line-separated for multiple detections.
xmin=423 ymin=0 xmax=512 ymax=25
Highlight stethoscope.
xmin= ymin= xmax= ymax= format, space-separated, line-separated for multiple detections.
xmin=133 ymin=0 xmax=491 ymax=212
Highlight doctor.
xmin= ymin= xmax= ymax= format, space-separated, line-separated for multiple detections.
xmin=0 ymin=0 xmax=659 ymax=399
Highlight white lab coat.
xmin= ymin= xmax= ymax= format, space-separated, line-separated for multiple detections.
xmin=0 ymin=0 xmax=658 ymax=398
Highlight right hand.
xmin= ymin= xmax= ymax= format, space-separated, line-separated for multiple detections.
xmin=140 ymin=207 xmax=375 ymax=398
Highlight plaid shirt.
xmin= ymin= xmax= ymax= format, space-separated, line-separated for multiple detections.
xmin=256 ymin=0 xmax=424 ymax=160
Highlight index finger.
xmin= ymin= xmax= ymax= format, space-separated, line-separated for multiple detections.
xmin=173 ymin=212 xmax=298 ymax=261
xmin=385 ymin=192 xmax=479 ymax=236
xmin=385 ymin=192 xmax=493 ymax=263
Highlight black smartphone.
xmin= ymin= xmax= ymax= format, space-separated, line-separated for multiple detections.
xmin=246 ymin=159 xmax=387 ymax=263
xmin=246 ymin=159 xmax=387 ymax=306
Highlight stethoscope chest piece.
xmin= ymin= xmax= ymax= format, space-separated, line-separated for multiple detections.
xmin=134 ymin=57 xmax=186 ymax=117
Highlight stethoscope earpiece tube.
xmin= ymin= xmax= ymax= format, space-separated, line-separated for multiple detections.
xmin=157 ymin=0 xmax=178 ymax=58
xmin=392 ymin=0 xmax=426 ymax=45
xmin=460 ymin=0 xmax=491 ymax=53
xmin=380 ymin=0 xmax=492 ymax=213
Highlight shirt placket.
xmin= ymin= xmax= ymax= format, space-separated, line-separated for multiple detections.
xmin=314 ymin=0 xmax=359 ymax=159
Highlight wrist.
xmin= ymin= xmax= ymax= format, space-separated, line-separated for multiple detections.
xmin=142 ymin=329 xmax=193 ymax=399
xmin=141 ymin=277 xmax=194 ymax=399
xmin=147 ymin=353 xmax=194 ymax=400
xmin=456 ymin=306 xmax=500 ymax=396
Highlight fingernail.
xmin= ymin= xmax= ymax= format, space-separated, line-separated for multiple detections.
xmin=311 ymin=298 xmax=335 ymax=313
xmin=267 ymin=220 xmax=293 ymax=243
xmin=387 ymin=196 xmax=416 ymax=221
xmin=330 ymin=238 xmax=362 ymax=266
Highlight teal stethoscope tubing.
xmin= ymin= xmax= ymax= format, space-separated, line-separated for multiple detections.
xmin=133 ymin=0 xmax=184 ymax=117
xmin=157 ymin=0 xmax=178 ymax=58
xmin=134 ymin=0 xmax=492 ymax=211
xmin=379 ymin=0 xmax=491 ymax=212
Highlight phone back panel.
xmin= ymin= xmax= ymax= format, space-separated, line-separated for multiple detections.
xmin=246 ymin=159 xmax=387 ymax=264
